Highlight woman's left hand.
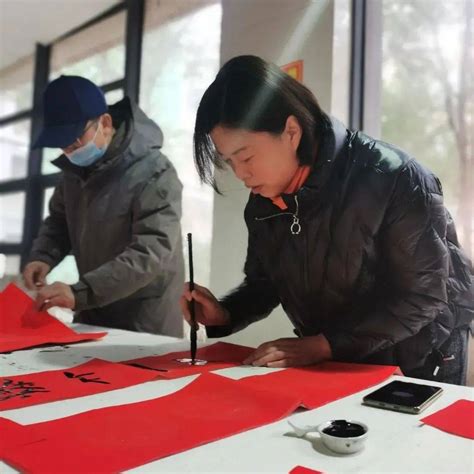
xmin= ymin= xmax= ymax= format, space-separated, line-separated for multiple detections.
xmin=243 ymin=334 xmax=332 ymax=368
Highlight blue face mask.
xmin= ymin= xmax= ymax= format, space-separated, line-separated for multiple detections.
xmin=65 ymin=124 xmax=107 ymax=167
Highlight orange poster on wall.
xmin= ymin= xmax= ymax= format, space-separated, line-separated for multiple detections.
xmin=281 ymin=60 xmax=304 ymax=82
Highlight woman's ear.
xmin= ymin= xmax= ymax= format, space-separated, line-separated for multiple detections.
xmin=284 ymin=115 xmax=302 ymax=151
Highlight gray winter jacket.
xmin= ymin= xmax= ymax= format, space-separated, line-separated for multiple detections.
xmin=29 ymin=97 xmax=185 ymax=337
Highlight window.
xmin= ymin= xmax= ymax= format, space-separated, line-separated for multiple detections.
xmin=0 ymin=254 xmax=21 ymax=281
xmin=331 ymin=0 xmax=351 ymax=124
xmin=0 ymin=4 xmax=127 ymax=281
xmin=49 ymin=11 xmax=126 ymax=85
xmin=41 ymin=147 xmax=63 ymax=175
xmin=380 ymin=0 xmax=472 ymax=258
xmin=140 ymin=0 xmax=222 ymax=287
xmin=0 ymin=119 xmax=31 ymax=182
xmin=105 ymin=88 xmax=124 ymax=105
xmin=0 ymin=54 xmax=34 ymax=117
xmin=0 ymin=191 xmax=25 ymax=243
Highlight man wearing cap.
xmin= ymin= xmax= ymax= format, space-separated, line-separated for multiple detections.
xmin=22 ymin=75 xmax=185 ymax=337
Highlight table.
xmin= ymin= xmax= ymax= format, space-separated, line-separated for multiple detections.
xmin=1 ymin=324 xmax=473 ymax=473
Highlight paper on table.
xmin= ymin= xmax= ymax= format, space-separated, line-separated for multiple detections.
xmin=0 ymin=418 xmax=45 ymax=458
xmin=123 ymin=341 xmax=255 ymax=379
xmin=420 ymin=399 xmax=474 ymax=439
xmin=0 ymin=283 xmax=106 ymax=353
xmin=289 ymin=466 xmax=323 ymax=474
xmin=239 ymin=361 xmax=398 ymax=409
xmin=0 ymin=358 xmax=160 ymax=411
xmin=1 ymin=372 xmax=300 ymax=473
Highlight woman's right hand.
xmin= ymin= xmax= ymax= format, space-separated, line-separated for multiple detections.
xmin=180 ymin=282 xmax=230 ymax=328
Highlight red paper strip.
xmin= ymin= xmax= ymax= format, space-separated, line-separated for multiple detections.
xmin=124 ymin=341 xmax=255 ymax=379
xmin=289 ymin=466 xmax=323 ymax=474
xmin=0 ymin=358 xmax=159 ymax=411
xmin=1 ymin=373 xmax=300 ymax=473
xmin=240 ymin=361 xmax=398 ymax=409
xmin=0 ymin=418 xmax=45 ymax=458
xmin=421 ymin=399 xmax=474 ymax=439
xmin=0 ymin=284 xmax=106 ymax=353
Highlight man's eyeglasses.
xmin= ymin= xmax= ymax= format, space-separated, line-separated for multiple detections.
xmin=63 ymin=119 xmax=99 ymax=151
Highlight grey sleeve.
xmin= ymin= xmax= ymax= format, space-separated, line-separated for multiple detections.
xmin=73 ymin=165 xmax=183 ymax=310
xmin=28 ymin=179 xmax=72 ymax=268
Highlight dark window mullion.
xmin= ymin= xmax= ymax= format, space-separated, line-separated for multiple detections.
xmin=0 ymin=243 xmax=22 ymax=254
xmin=349 ymin=0 xmax=366 ymax=131
xmin=21 ymin=43 xmax=51 ymax=267
xmin=124 ymin=0 xmax=144 ymax=102
xmin=0 ymin=109 xmax=32 ymax=127
xmin=101 ymin=78 xmax=125 ymax=93
xmin=53 ymin=2 xmax=126 ymax=44
xmin=0 ymin=177 xmax=28 ymax=193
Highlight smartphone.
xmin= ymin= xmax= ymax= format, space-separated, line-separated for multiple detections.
xmin=362 ymin=380 xmax=443 ymax=414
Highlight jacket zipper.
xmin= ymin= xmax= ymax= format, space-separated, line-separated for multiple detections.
xmin=254 ymin=194 xmax=309 ymax=322
xmin=254 ymin=195 xmax=301 ymax=235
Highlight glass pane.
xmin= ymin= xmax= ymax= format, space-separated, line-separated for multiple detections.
xmin=0 ymin=55 xmax=34 ymax=116
xmin=0 ymin=119 xmax=31 ymax=181
xmin=41 ymin=147 xmax=63 ymax=175
xmin=141 ymin=0 xmax=222 ymax=287
xmin=0 ymin=254 xmax=21 ymax=291
xmin=331 ymin=0 xmax=351 ymax=124
xmin=0 ymin=254 xmax=21 ymax=278
xmin=381 ymin=0 xmax=473 ymax=258
xmin=43 ymin=187 xmax=54 ymax=219
xmin=105 ymin=88 xmax=124 ymax=105
xmin=50 ymin=11 xmax=126 ymax=85
xmin=0 ymin=191 xmax=25 ymax=243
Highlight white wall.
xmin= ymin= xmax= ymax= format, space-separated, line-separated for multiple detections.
xmin=209 ymin=0 xmax=335 ymax=347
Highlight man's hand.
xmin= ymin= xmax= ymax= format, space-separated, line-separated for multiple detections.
xmin=23 ymin=261 xmax=51 ymax=290
xmin=36 ymin=282 xmax=75 ymax=311
xmin=243 ymin=334 xmax=333 ymax=368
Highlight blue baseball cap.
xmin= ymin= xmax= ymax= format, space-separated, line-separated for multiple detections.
xmin=33 ymin=75 xmax=107 ymax=148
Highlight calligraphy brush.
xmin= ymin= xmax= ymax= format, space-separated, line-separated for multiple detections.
xmin=187 ymin=233 xmax=197 ymax=364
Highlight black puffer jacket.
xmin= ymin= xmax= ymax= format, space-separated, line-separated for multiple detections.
xmin=209 ymin=117 xmax=473 ymax=372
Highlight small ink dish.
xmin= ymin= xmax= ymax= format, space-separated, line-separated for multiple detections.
xmin=317 ymin=419 xmax=368 ymax=454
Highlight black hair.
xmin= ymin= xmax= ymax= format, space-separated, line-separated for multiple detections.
xmin=193 ymin=55 xmax=329 ymax=191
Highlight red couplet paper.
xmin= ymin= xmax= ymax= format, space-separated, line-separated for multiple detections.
xmin=0 ymin=283 xmax=106 ymax=353
xmin=0 ymin=358 xmax=160 ymax=411
xmin=0 ymin=418 xmax=45 ymax=458
xmin=124 ymin=341 xmax=255 ymax=378
xmin=240 ymin=361 xmax=398 ymax=409
xmin=1 ymin=372 xmax=301 ymax=473
xmin=420 ymin=399 xmax=474 ymax=439
xmin=289 ymin=467 xmax=323 ymax=474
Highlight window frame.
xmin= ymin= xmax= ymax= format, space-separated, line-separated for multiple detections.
xmin=0 ymin=0 xmax=145 ymax=269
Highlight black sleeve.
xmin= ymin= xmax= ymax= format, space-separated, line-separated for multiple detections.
xmin=206 ymin=226 xmax=281 ymax=338
xmin=324 ymin=162 xmax=449 ymax=360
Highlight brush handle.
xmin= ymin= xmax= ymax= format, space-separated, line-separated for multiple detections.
xmin=187 ymin=233 xmax=197 ymax=361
